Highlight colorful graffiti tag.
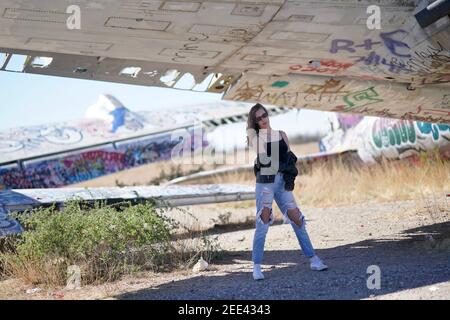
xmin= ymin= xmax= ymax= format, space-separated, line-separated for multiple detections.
xmin=289 ymin=60 xmax=354 ymax=75
xmin=342 ymin=87 xmax=383 ymax=110
xmin=330 ymin=29 xmax=413 ymax=74
xmin=366 ymin=119 xmax=450 ymax=162
xmin=0 ymin=128 xmax=207 ymax=189
xmin=320 ymin=114 xmax=450 ymax=164
xmin=0 ymin=126 xmax=84 ymax=153
xmin=224 ymin=72 xmax=450 ymax=124
xmin=406 ymin=41 xmax=450 ymax=76
xmin=330 ymin=30 xmax=411 ymax=57
xmin=372 ymin=120 xmax=416 ymax=149
xmin=329 ymin=29 xmax=450 ymax=81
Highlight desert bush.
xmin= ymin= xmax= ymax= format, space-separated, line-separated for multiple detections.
xmin=0 ymin=200 xmax=219 ymax=286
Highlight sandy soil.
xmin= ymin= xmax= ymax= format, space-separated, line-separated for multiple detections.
xmin=1 ymin=196 xmax=448 ymax=300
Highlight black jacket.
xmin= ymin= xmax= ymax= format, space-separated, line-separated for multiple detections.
xmin=253 ymin=150 xmax=298 ymax=191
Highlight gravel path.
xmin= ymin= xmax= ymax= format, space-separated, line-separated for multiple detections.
xmin=1 ymin=198 xmax=449 ymax=300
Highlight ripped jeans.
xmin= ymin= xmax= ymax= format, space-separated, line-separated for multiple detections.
xmin=252 ymin=172 xmax=315 ymax=264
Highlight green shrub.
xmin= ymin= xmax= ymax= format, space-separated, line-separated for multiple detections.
xmin=0 ymin=201 xmax=180 ymax=285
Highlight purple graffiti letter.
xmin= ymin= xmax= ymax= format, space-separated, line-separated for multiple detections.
xmin=379 ymin=30 xmax=411 ymax=58
xmin=330 ymin=39 xmax=355 ymax=54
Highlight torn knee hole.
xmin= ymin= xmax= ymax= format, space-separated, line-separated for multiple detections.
xmin=258 ymin=206 xmax=273 ymax=224
xmin=261 ymin=207 xmax=271 ymax=223
xmin=287 ymin=207 xmax=303 ymax=226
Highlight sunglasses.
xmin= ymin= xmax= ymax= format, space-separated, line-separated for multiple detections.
xmin=256 ymin=112 xmax=268 ymax=122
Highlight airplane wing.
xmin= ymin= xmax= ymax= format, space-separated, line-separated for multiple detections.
xmin=0 ymin=184 xmax=255 ymax=236
xmin=0 ymin=96 xmax=288 ymax=165
xmin=0 ymin=95 xmax=289 ymax=189
xmin=0 ymin=1 xmax=448 ymax=122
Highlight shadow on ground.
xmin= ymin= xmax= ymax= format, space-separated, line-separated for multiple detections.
xmin=116 ymin=221 xmax=450 ymax=300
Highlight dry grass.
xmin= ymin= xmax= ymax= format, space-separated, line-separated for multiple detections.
xmin=209 ymin=153 xmax=450 ymax=208
xmin=295 ymin=156 xmax=449 ymax=207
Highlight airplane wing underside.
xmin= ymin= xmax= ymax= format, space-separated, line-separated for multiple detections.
xmin=0 ymin=0 xmax=449 ymax=122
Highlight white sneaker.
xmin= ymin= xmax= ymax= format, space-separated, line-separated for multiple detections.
xmin=253 ymin=264 xmax=265 ymax=280
xmin=310 ymin=255 xmax=328 ymax=271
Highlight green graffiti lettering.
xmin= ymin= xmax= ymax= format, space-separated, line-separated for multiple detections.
xmin=399 ymin=123 xmax=408 ymax=143
xmin=393 ymin=124 xmax=402 ymax=145
xmin=388 ymin=128 xmax=396 ymax=146
xmin=271 ymin=81 xmax=289 ymax=88
xmin=372 ymin=123 xmax=383 ymax=148
xmin=407 ymin=121 xmax=416 ymax=143
xmin=417 ymin=122 xmax=439 ymax=140
xmin=373 ymin=120 xmax=418 ymax=149
xmin=437 ymin=124 xmax=450 ymax=132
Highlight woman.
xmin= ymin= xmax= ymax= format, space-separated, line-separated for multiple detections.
xmin=247 ymin=103 xmax=328 ymax=280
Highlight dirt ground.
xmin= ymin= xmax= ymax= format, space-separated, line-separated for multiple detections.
xmin=1 ymin=196 xmax=448 ymax=300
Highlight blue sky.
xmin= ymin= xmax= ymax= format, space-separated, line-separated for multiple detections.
xmin=0 ymin=71 xmax=223 ymax=130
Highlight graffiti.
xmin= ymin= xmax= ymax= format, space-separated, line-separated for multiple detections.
xmin=330 ymin=39 xmax=381 ymax=54
xmin=434 ymin=94 xmax=450 ymax=110
xmin=406 ymin=41 xmax=450 ymax=74
xmin=0 ymin=126 xmax=83 ymax=153
xmin=0 ymin=128 xmax=208 ymax=189
xmin=231 ymin=82 xmax=265 ymax=101
xmin=289 ymin=60 xmax=354 ymax=74
xmin=378 ymin=30 xmax=411 ymax=58
xmin=232 ymin=79 xmax=351 ymax=106
xmin=367 ymin=117 xmax=450 ymax=163
xmin=304 ymin=79 xmax=349 ymax=103
xmin=271 ymin=81 xmax=289 ymax=88
xmin=343 ymin=87 xmax=383 ymax=110
xmin=417 ymin=122 xmax=450 ymax=141
xmin=1 ymin=150 xmax=124 ymax=188
xmin=122 ymin=138 xmax=181 ymax=167
xmin=330 ymin=29 xmax=417 ymax=76
xmin=372 ymin=108 xmax=398 ymax=118
xmin=231 ymin=79 xmax=384 ymax=110
xmin=0 ymin=140 xmax=23 ymax=153
xmin=337 ymin=114 xmax=364 ymax=131
xmin=188 ymin=33 xmax=209 ymax=42
xmin=372 ymin=119 xmax=416 ymax=149
xmin=226 ymin=74 xmax=450 ymax=124
xmin=422 ymin=108 xmax=450 ymax=117
xmin=305 ymin=79 xmax=346 ymax=94
xmin=400 ymin=106 xmax=450 ymax=123
xmin=331 ymin=105 xmax=397 ymax=118
xmin=40 ymin=126 xmax=83 ymax=145
xmin=320 ymin=112 xmax=450 ymax=164
xmin=353 ymin=51 xmax=412 ymax=74
xmin=330 ymin=30 xmax=410 ymax=57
